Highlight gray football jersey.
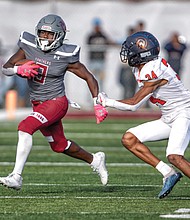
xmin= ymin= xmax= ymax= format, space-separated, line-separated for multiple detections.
xmin=18 ymin=31 xmax=80 ymax=101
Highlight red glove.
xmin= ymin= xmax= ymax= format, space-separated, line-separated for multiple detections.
xmin=16 ymin=61 xmax=40 ymax=79
xmin=94 ymin=104 xmax=108 ymax=124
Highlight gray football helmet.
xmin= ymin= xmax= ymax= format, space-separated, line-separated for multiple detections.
xmin=35 ymin=14 xmax=67 ymax=51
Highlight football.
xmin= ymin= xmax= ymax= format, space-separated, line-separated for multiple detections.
xmin=15 ymin=59 xmax=39 ymax=78
xmin=15 ymin=59 xmax=33 ymax=66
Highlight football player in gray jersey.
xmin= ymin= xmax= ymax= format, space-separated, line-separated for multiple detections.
xmin=0 ymin=14 xmax=108 ymax=190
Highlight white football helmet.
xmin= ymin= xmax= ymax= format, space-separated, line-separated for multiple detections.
xmin=35 ymin=14 xmax=67 ymax=51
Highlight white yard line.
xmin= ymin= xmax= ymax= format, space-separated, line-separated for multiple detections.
xmin=0 ymin=195 xmax=189 ymax=200
xmin=24 ymin=183 xmax=161 ymax=187
xmin=0 ymin=132 xmax=122 ymax=139
xmin=160 ymin=214 xmax=190 ymax=219
xmin=0 ymin=196 xmax=158 ymax=199
xmin=0 ymin=145 xmax=167 ymax=152
xmin=160 ymin=209 xmax=190 ymax=219
xmin=0 ymin=161 xmax=149 ymax=166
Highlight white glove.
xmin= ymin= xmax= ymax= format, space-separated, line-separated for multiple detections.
xmin=68 ymin=99 xmax=81 ymax=110
xmin=97 ymin=92 xmax=109 ymax=107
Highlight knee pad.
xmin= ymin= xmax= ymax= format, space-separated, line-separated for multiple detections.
xmin=49 ymin=139 xmax=71 ymax=153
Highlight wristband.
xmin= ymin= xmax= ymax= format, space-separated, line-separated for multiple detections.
xmin=2 ymin=67 xmax=16 ymax=76
xmin=93 ymin=97 xmax=97 ymax=105
xmin=13 ymin=65 xmax=18 ymax=73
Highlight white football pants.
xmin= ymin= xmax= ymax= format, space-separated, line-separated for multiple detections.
xmin=127 ymin=117 xmax=190 ymax=157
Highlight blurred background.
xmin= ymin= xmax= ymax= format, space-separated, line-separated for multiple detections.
xmin=0 ymin=0 xmax=189 ymax=111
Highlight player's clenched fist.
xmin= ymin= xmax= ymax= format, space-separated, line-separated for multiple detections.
xmin=94 ymin=103 xmax=108 ymax=124
xmin=14 ymin=60 xmax=40 ymax=79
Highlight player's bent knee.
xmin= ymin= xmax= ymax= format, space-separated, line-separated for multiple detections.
xmin=167 ymin=154 xmax=183 ymax=165
xmin=121 ymin=132 xmax=137 ymax=149
xmin=49 ymin=139 xmax=69 ymax=153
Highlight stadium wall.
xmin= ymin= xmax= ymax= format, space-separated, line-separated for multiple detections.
xmin=0 ymin=0 xmax=189 ymax=109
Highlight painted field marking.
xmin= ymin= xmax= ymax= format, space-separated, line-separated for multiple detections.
xmin=0 ymin=132 xmax=122 ymax=139
xmin=24 ymin=183 xmax=161 ymax=187
xmin=0 ymin=162 xmax=150 ymax=167
xmin=175 ymin=209 xmax=190 ymax=213
xmin=0 ymin=196 xmax=189 ymax=200
xmin=0 ymin=145 xmax=167 ymax=152
xmin=160 ymin=209 xmax=190 ymax=219
xmin=0 ymin=196 xmax=159 ymax=199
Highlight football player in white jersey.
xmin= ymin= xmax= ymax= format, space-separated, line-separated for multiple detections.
xmin=0 ymin=14 xmax=108 ymax=190
xmin=98 ymin=31 xmax=190 ymax=199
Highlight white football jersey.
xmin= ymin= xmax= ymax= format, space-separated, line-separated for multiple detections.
xmin=133 ymin=57 xmax=190 ymax=122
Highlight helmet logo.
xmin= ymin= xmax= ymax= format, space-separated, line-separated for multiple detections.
xmin=41 ymin=25 xmax=52 ymax=31
xmin=136 ymin=38 xmax=147 ymax=49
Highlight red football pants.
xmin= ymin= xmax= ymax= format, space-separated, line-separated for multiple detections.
xmin=18 ymin=96 xmax=69 ymax=152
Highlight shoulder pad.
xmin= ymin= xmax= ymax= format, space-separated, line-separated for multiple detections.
xmin=55 ymin=44 xmax=80 ymax=57
xmin=18 ymin=31 xmax=36 ymax=48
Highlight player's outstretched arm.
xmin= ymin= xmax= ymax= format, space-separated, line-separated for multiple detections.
xmin=97 ymin=79 xmax=167 ymax=111
xmin=67 ymin=61 xmax=108 ymax=124
xmin=97 ymin=92 xmax=152 ymax=111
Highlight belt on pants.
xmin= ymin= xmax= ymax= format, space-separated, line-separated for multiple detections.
xmin=31 ymin=98 xmax=57 ymax=106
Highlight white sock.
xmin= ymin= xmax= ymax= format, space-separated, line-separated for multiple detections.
xmin=12 ymin=131 xmax=33 ymax=175
xmin=156 ymin=161 xmax=175 ymax=177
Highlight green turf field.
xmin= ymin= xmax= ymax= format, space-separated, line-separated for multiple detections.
xmin=0 ymin=118 xmax=190 ymax=220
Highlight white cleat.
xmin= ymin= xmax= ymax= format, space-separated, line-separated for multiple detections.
xmin=91 ymin=152 xmax=108 ymax=186
xmin=0 ymin=173 xmax=23 ymax=190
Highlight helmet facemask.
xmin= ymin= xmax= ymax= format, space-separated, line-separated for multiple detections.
xmin=35 ymin=14 xmax=67 ymax=52
xmin=120 ymin=42 xmax=128 ymax=63
xmin=120 ymin=31 xmax=160 ymax=67
xmin=36 ymin=30 xmax=66 ymax=52
xmin=120 ymin=41 xmax=142 ymax=67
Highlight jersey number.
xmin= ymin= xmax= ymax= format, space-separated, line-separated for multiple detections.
xmin=145 ymin=71 xmax=158 ymax=80
xmin=33 ymin=63 xmax=48 ymax=84
xmin=145 ymin=58 xmax=169 ymax=80
xmin=150 ymin=96 xmax=166 ymax=105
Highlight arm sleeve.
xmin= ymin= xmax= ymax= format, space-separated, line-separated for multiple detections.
xmin=106 ymin=93 xmax=153 ymax=111
xmin=2 ymin=66 xmax=18 ymax=76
